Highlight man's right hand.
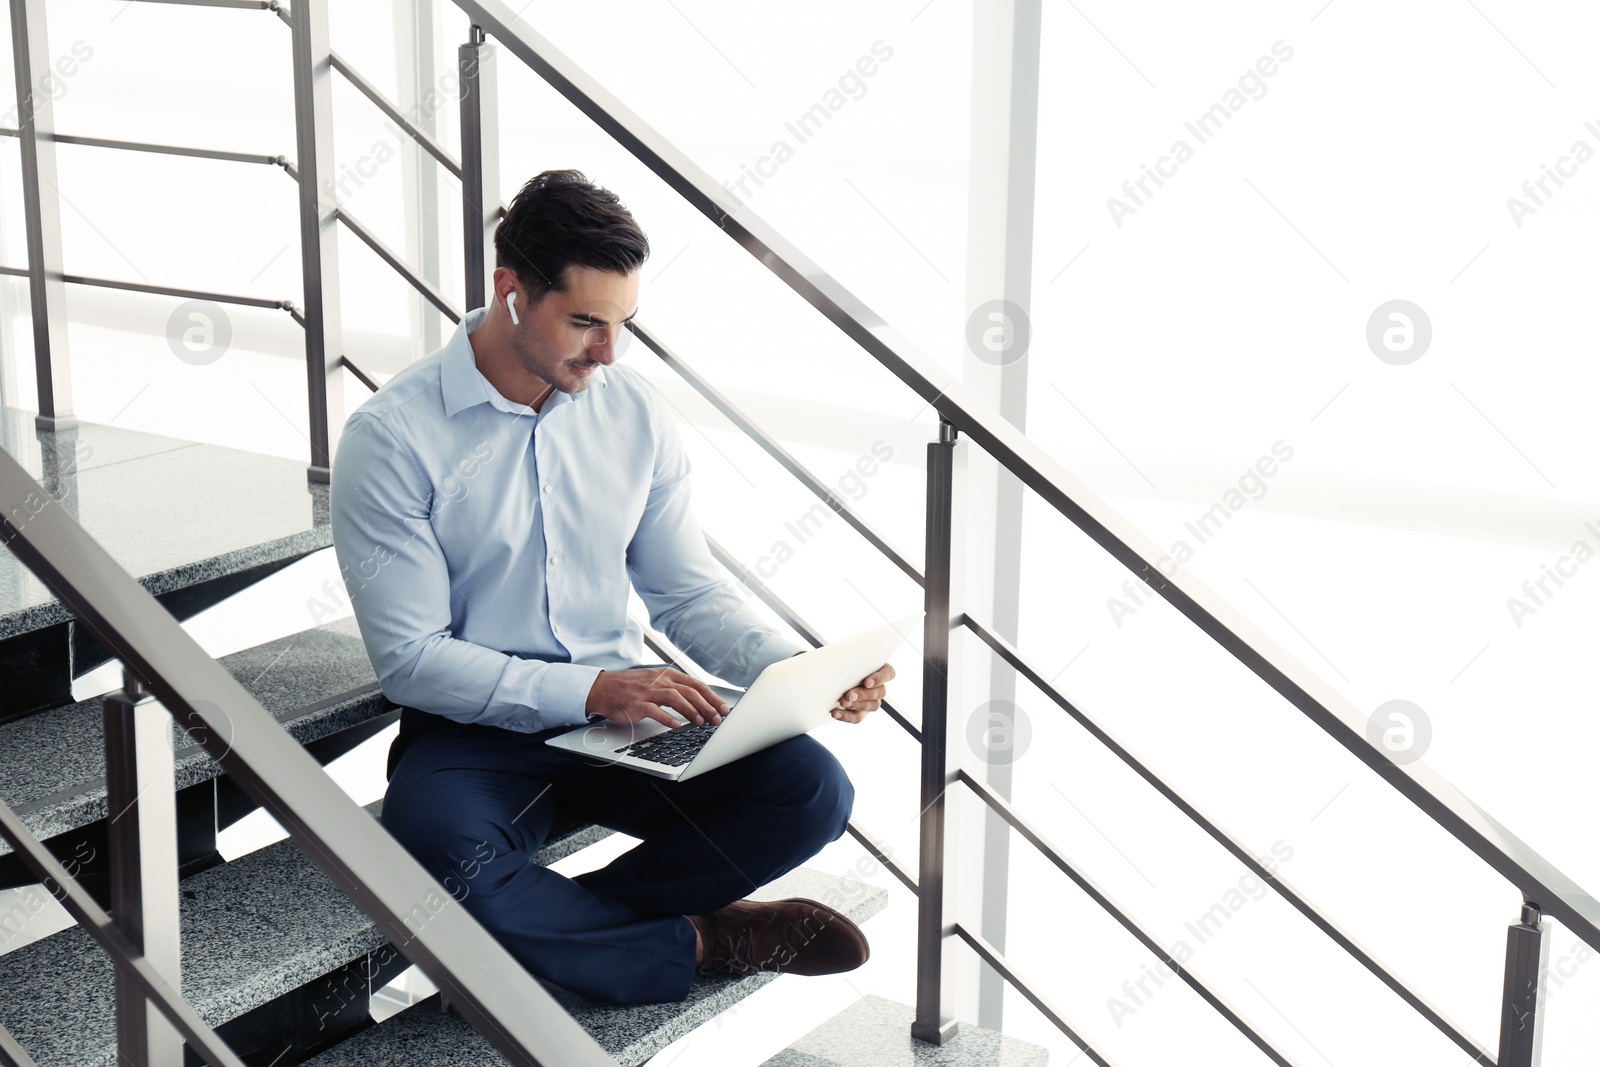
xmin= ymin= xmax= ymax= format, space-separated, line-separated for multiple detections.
xmin=585 ymin=667 xmax=730 ymax=729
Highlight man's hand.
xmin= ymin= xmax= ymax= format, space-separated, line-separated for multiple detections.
xmin=830 ymin=662 xmax=896 ymax=724
xmin=586 ymin=667 xmax=730 ymax=729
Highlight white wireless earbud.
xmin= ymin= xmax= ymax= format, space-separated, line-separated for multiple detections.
xmin=507 ymin=291 xmax=520 ymax=325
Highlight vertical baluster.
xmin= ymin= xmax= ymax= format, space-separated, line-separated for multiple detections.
xmin=289 ymin=0 xmax=345 ymax=484
xmin=7 ymin=0 xmax=74 ymax=434
xmin=1499 ymin=900 xmax=1549 ymax=1067
xmin=913 ymin=419 xmax=974 ymax=1044
xmin=459 ymin=26 xmax=499 ymax=311
xmin=105 ymin=667 xmax=183 ymax=1066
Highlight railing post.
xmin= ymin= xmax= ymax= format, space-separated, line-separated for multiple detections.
xmin=289 ymin=0 xmax=345 ymax=484
xmin=459 ymin=26 xmax=500 ymax=311
xmin=1498 ymin=900 xmax=1549 ymax=1067
xmin=913 ymin=418 xmax=974 ymax=1044
xmin=105 ymin=666 xmax=183 ymax=1067
xmin=8 ymin=0 xmax=75 ymax=434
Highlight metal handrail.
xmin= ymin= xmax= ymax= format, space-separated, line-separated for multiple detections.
xmin=960 ymin=613 xmax=1491 ymax=1059
xmin=0 ymin=449 xmax=615 ymax=1066
xmin=0 ymin=797 xmax=249 ymax=1067
xmin=441 ymin=1 xmax=1594 ymax=1060
xmin=3 ymin=0 xmax=1579 ymax=1058
xmin=632 ymin=323 xmax=923 ymax=586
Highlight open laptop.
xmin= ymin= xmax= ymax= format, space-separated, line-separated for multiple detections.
xmin=544 ymin=616 xmax=917 ymax=781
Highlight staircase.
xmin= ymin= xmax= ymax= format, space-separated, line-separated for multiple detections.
xmin=4 ymin=0 xmax=1594 ymax=1062
xmin=0 ymin=413 xmax=1034 ymax=1067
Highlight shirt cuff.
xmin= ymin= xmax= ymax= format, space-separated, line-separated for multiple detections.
xmin=536 ymin=662 xmax=605 ymax=730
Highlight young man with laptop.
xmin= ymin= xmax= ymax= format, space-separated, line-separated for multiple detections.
xmin=330 ymin=169 xmax=899 ymax=1007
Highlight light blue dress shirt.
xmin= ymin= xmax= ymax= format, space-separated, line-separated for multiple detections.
xmin=329 ymin=306 xmax=806 ymax=733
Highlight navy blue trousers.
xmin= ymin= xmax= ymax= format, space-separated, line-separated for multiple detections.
xmin=378 ymin=704 xmax=856 ymax=1006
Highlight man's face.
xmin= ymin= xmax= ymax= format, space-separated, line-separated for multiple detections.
xmin=510 ymin=264 xmax=640 ymax=395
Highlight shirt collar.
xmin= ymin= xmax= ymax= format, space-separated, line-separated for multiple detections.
xmin=442 ymin=305 xmax=609 ymax=417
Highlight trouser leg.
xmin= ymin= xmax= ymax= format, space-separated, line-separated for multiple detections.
xmin=564 ymin=733 xmax=856 ymax=917
xmin=380 ymin=723 xmax=699 ymax=1005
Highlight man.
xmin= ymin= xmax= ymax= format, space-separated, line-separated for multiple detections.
xmin=329 ymin=169 xmax=896 ymax=1006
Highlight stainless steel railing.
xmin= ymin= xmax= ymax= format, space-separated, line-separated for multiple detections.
xmin=0 ymin=444 xmax=615 ymax=1066
xmin=4 ymin=0 xmax=1592 ymax=1063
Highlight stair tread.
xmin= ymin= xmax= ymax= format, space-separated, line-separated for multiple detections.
xmin=0 ymin=800 xmax=612 ymax=1067
xmin=0 ymin=615 xmax=382 ymax=856
xmin=301 ymin=866 xmax=891 ymax=1067
xmin=0 ymin=407 xmax=330 ymax=641
xmin=760 ymin=993 xmax=1051 ymax=1066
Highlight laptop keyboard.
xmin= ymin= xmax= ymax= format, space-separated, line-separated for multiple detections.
xmin=615 ymin=721 xmax=719 ymax=767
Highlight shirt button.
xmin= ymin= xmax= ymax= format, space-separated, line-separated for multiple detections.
xmin=552 ymin=623 xmax=561 ymax=634
xmin=542 ymin=484 xmax=553 ymax=493
xmin=549 ymin=555 xmax=559 ymax=565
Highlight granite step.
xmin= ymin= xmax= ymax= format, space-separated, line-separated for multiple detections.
xmin=301 ymin=866 xmax=892 ymax=1067
xmin=0 ymin=800 xmax=613 ymax=1067
xmin=761 ymin=994 xmax=1051 ymax=1067
xmin=0 ymin=614 xmax=384 ymax=860
xmin=0 ymin=405 xmax=331 ymax=718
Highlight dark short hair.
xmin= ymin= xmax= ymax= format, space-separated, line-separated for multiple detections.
xmin=494 ymin=169 xmax=650 ymax=305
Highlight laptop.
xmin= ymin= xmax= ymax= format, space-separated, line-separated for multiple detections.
xmin=544 ymin=616 xmax=917 ymax=781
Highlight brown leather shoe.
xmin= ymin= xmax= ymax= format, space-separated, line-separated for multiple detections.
xmin=690 ymin=897 xmax=869 ymax=978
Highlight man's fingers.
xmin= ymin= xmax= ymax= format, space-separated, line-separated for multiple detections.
xmin=630 ymin=703 xmax=681 ymax=729
xmin=666 ymin=681 xmax=722 ymax=725
xmin=653 ymin=688 xmax=710 ymax=726
xmin=673 ymin=671 xmax=730 ymax=715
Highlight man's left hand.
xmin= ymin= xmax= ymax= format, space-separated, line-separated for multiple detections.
xmin=830 ymin=662 xmax=896 ymax=723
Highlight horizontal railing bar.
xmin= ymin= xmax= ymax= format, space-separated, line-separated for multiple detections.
xmin=703 ymin=532 xmax=920 ymax=744
xmin=0 ymin=451 xmax=615 ymax=1067
xmin=632 ymin=321 xmax=923 ymax=587
xmin=844 ymin=822 xmax=918 ymax=895
xmin=339 ymin=354 xmax=382 ymax=394
xmin=0 ymin=797 xmax=249 ymax=1067
xmin=0 ymin=127 xmax=281 ymax=165
xmin=960 ymin=613 xmax=1495 ymax=1065
xmin=450 ymin=0 xmax=1600 ymax=963
xmin=327 ymin=50 xmax=463 ymax=179
xmin=0 ymin=264 xmax=295 ymax=313
xmin=112 ymin=0 xmax=274 ymax=9
xmin=958 ymin=768 xmax=1300 ymax=1067
xmin=333 ymin=207 xmax=462 ymax=322
xmin=950 ymin=921 xmax=1117 ymax=1067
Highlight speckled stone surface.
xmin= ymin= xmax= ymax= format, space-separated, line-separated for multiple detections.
xmin=0 ymin=406 xmax=330 ymax=640
xmin=760 ymin=994 xmax=1051 ymax=1067
xmin=0 ymin=615 xmax=383 ymax=857
xmin=0 ymin=802 xmax=611 ymax=1067
xmin=302 ymin=866 xmax=892 ymax=1067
